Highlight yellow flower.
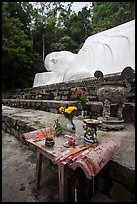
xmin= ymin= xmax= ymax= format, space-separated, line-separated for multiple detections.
xmin=65 ymin=106 xmax=77 ymax=114
xmin=59 ymin=107 xmax=65 ymax=114
xmin=59 ymin=106 xmax=77 ymax=119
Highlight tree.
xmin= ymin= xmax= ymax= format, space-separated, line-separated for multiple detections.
xmin=91 ymin=2 xmax=135 ymax=34
xmin=2 ymin=2 xmax=44 ymax=91
xmin=51 ymin=35 xmax=79 ymax=53
xmin=64 ymin=6 xmax=93 ymax=51
xmin=31 ymin=2 xmax=74 ymax=57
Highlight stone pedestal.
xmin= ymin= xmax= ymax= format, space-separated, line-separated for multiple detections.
xmin=98 ymin=117 xmax=124 ymax=131
xmin=33 ymin=72 xmax=63 ymax=87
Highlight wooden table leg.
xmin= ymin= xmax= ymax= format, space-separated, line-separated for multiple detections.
xmin=36 ymin=151 xmax=43 ymax=190
xmin=58 ymin=163 xmax=65 ymax=202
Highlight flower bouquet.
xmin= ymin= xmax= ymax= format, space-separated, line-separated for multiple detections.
xmin=71 ymin=88 xmax=89 ymax=110
xmin=59 ymin=106 xmax=77 ymax=134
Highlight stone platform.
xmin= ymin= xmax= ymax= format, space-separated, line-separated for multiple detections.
xmin=2 ymin=105 xmax=135 ymax=201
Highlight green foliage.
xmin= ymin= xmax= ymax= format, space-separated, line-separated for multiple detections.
xmin=54 ymin=119 xmax=66 ymax=137
xmin=51 ymin=42 xmax=65 ymax=52
xmin=91 ymin=2 xmax=135 ymax=34
xmin=2 ymin=2 xmax=44 ymax=91
xmin=51 ymin=35 xmax=79 ymax=53
xmin=67 ymin=7 xmax=92 ymax=45
xmin=78 ymin=94 xmax=89 ymax=110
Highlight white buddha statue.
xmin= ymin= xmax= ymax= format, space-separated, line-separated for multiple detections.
xmin=33 ymin=50 xmax=91 ymax=87
xmin=33 ymin=20 xmax=135 ymax=87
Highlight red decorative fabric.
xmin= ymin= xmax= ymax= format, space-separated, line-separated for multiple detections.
xmin=69 ymin=138 xmax=121 ymax=179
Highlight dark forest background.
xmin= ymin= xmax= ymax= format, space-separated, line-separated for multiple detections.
xmin=2 ymin=2 xmax=135 ymax=93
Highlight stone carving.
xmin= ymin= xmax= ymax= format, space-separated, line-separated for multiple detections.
xmin=94 ymin=67 xmax=135 ymax=130
xmin=33 ymin=20 xmax=135 ymax=87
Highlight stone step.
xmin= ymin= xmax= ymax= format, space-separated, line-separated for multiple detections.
xmin=2 ymin=99 xmax=135 ymax=122
xmin=2 ymin=105 xmax=135 ymax=201
xmin=2 ymin=99 xmax=77 ymax=113
xmin=2 ymin=99 xmax=103 ymax=115
xmin=2 ymin=99 xmax=79 ymax=114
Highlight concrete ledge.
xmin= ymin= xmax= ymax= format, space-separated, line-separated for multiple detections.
xmin=2 ymin=99 xmax=103 ymax=117
xmin=2 ymin=99 xmax=79 ymax=114
xmin=2 ymin=99 xmax=135 ymax=122
xmin=2 ymin=105 xmax=68 ymax=139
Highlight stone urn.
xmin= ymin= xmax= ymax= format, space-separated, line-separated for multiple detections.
xmin=94 ymin=67 xmax=134 ymax=130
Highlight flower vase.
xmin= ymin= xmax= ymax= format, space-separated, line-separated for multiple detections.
xmin=81 ymin=110 xmax=87 ymax=117
xmin=67 ymin=118 xmax=76 ymax=135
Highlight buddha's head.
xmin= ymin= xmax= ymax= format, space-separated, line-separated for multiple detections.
xmin=44 ymin=51 xmax=76 ymax=72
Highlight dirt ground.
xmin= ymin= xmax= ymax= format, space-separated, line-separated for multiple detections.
xmin=2 ymin=131 xmax=60 ymax=202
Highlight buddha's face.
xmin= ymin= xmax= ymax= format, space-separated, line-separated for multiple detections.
xmin=44 ymin=51 xmax=76 ymax=72
xmin=44 ymin=52 xmax=62 ymax=72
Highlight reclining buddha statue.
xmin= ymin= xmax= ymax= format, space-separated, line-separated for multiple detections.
xmin=33 ymin=20 xmax=135 ymax=87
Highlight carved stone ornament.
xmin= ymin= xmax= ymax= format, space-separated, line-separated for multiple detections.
xmin=94 ymin=67 xmax=135 ymax=130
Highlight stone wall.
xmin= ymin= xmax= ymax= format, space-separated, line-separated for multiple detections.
xmin=66 ymin=160 xmax=135 ymax=202
xmin=2 ymin=115 xmax=35 ymax=143
xmin=95 ymin=160 xmax=135 ymax=202
xmin=4 ymin=73 xmax=135 ymax=103
xmin=2 ymin=73 xmax=135 ymax=123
